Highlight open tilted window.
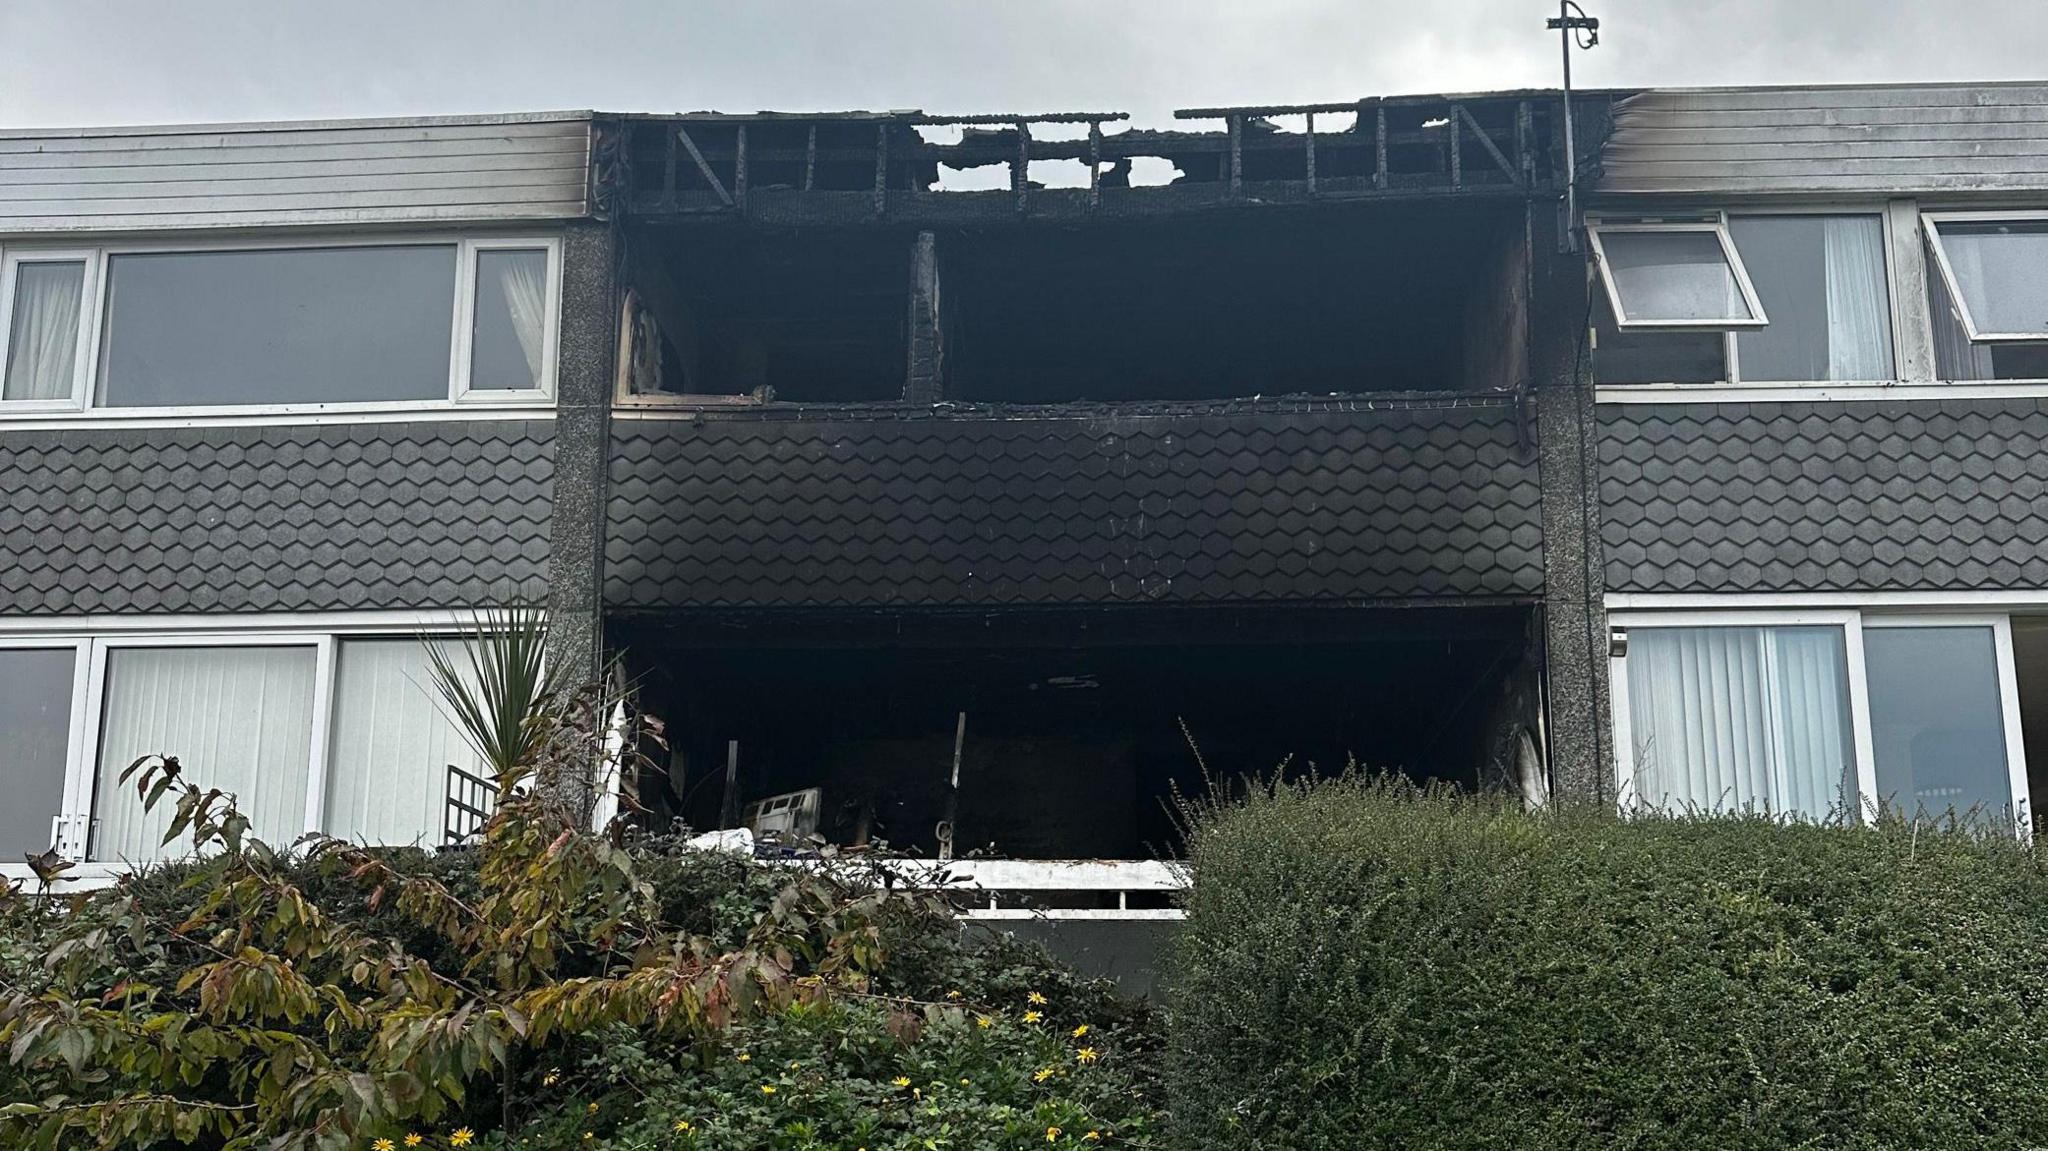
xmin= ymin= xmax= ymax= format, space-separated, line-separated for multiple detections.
xmin=1588 ymin=217 xmax=1767 ymax=330
xmin=1924 ymin=214 xmax=2048 ymax=342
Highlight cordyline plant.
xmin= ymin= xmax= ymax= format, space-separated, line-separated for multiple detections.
xmin=0 ymin=616 xmax=953 ymax=1150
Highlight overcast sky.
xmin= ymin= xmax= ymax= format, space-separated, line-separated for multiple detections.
xmin=2 ymin=0 xmax=2045 ymax=130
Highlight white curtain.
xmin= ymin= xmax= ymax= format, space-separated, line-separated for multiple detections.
xmin=3 ymin=260 xmax=84 ymax=401
xmin=1822 ymin=216 xmax=1892 ymax=381
xmin=1931 ymin=239 xmax=1997 ymax=381
xmin=323 ymin=638 xmax=488 ymax=847
xmin=1625 ymin=626 xmax=1854 ymax=820
xmin=481 ymin=249 xmax=547 ymax=389
xmin=92 ymin=646 xmax=316 ymax=865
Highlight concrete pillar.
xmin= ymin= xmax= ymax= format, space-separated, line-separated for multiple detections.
xmin=545 ymin=221 xmax=618 ymax=684
xmin=903 ymin=231 xmax=944 ymax=403
xmin=1528 ymin=203 xmax=1613 ymax=803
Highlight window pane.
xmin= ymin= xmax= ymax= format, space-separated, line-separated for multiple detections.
xmin=470 ymin=249 xmax=548 ymax=392
xmin=99 ymin=245 xmax=456 ymax=407
xmin=0 ymin=648 xmax=75 ymax=859
xmin=1599 ymin=230 xmax=1754 ymax=324
xmin=1935 ymin=221 xmax=2048 ymax=338
xmin=91 ymin=645 xmax=315 ymax=864
xmin=1624 ymin=626 xmax=1854 ymax=819
xmin=1593 ymin=296 xmax=1726 ymax=384
xmin=1865 ymin=626 xmax=2014 ymax=827
xmin=324 ymin=638 xmax=487 ymax=846
xmin=1730 ymin=215 xmax=1892 ymax=382
xmin=3 ymin=260 xmax=85 ymax=402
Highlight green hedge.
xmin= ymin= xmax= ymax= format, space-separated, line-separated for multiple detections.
xmin=1163 ymin=776 xmax=2048 ymax=1150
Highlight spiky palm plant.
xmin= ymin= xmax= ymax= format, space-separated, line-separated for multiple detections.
xmin=423 ymin=605 xmax=570 ymax=787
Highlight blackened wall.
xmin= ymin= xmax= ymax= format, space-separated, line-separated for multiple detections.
xmin=0 ymin=420 xmax=553 ymax=614
xmin=606 ymin=398 xmax=1543 ymax=612
xmin=1601 ymin=399 xmax=2048 ymax=594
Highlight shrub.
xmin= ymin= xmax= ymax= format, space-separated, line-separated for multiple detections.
xmin=1163 ymin=773 xmax=2048 ymax=1151
xmin=0 ymin=629 xmax=1165 ymax=1150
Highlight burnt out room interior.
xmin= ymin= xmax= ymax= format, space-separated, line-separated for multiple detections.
xmin=619 ymin=199 xmax=1528 ymax=404
xmin=621 ymin=606 xmax=1538 ymax=860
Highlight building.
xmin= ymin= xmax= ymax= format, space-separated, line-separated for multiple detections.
xmin=0 ymin=83 xmax=2040 ymax=981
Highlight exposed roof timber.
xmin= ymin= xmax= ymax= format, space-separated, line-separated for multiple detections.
xmin=605 ymin=92 xmax=1571 ymax=223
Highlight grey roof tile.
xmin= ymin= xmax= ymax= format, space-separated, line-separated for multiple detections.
xmin=606 ymin=400 xmax=1543 ymax=611
xmin=0 ymin=420 xmax=553 ymax=614
xmin=1600 ymin=399 xmax=2048 ymax=594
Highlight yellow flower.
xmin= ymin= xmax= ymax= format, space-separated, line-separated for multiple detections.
xmin=450 ymin=1131 xmax=475 ymax=1148
xmin=542 ymin=1070 xmax=561 ymax=1087
xmin=735 ymin=1052 xmax=751 ymax=1063
xmin=404 ymin=1138 xmax=423 ymax=1149
xmin=760 ymin=1084 xmax=777 ymax=1095
xmin=373 ymin=1140 xmax=396 ymax=1151
xmin=587 ymin=1101 xmax=600 ymax=1114
xmin=1085 ymin=1132 xmax=1101 ymax=1141
xmin=945 ymin=989 xmax=963 ymax=1000
xmin=1076 ymin=1047 xmax=1099 ymax=1064
xmin=1046 ymin=1127 xmax=1062 ymax=1143
xmin=672 ymin=1119 xmax=693 ymax=1133
xmin=1022 ymin=1011 xmax=1043 ymax=1024
xmin=959 ymin=1078 xmax=971 ymax=1086
xmin=975 ymin=1015 xmax=993 ymax=1029
xmin=1071 ymin=1024 xmax=1090 ymax=1038
xmin=1027 ymin=991 xmax=1048 ymax=1006
xmin=1033 ymin=1067 xmax=1057 ymax=1083
xmin=892 ymin=1076 xmax=912 ymax=1088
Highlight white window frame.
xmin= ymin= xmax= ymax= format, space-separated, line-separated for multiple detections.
xmin=1593 ymin=204 xmax=1911 ymax=392
xmin=0 ymin=636 xmax=94 ymax=864
xmin=0 ymin=248 xmax=100 ymax=411
xmin=1609 ymin=607 xmax=2032 ymax=837
xmin=0 ymin=233 xmax=561 ymax=422
xmin=0 ymin=614 xmax=515 ymax=887
xmin=453 ymin=236 xmax=564 ymax=405
xmin=1587 ymin=214 xmax=1769 ymax=331
xmin=1922 ymin=209 xmax=2048 ymax=342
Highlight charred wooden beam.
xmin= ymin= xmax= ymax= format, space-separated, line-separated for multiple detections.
xmin=674 ymin=124 xmax=733 ymax=207
xmin=904 ymin=231 xmax=944 ymax=403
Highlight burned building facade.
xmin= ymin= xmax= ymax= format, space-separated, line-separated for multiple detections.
xmin=586 ymin=97 xmax=1609 ymax=899
xmin=9 ymin=81 xmax=2047 ymax=983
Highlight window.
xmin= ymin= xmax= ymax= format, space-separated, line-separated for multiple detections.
xmin=1 ymin=255 xmax=90 ymax=406
xmin=1614 ymin=612 xmax=2031 ymax=833
xmin=0 ymin=236 xmax=559 ymax=415
xmin=1621 ymin=625 xmax=1855 ymax=819
xmin=1592 ymin=213 xmax=1894 ymax=386
xmin=100 ymin=246 xmax=457 ymax=407
xmin=1864 ymin=624 xmax=2020 ymax=825
xmin=91 ymin=643 xmax=318 ymax=864
xmin=0 ymin=646 xmax=80 ymax=861
xmin=1588 ymin=220 xmax=1765 ymax=329
xmin=1925 ymin=215 xmax=2048 ymax=381
xmin=1727 ymin=215 xmax=1892 ymax=382
xmin=323 ymin=638 xmax=487 ymax=846
xmin=0 ymin=625 xmax=560 ymax=882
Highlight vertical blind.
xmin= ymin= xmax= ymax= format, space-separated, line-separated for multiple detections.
xmin=1625 ymin=626 xmax=1855 ymax=819
xmin=323 ymin=638 xmax=486 ymax=846
xmin=92 ymin=645 xmax=316 ymax=864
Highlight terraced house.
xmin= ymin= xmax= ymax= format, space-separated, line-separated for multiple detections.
xmin=1 ymin=82 xmax=2042 ymax=975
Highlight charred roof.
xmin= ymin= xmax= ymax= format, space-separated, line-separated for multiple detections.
xmin=595 ymin=91 xmax=1610 ymax=226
